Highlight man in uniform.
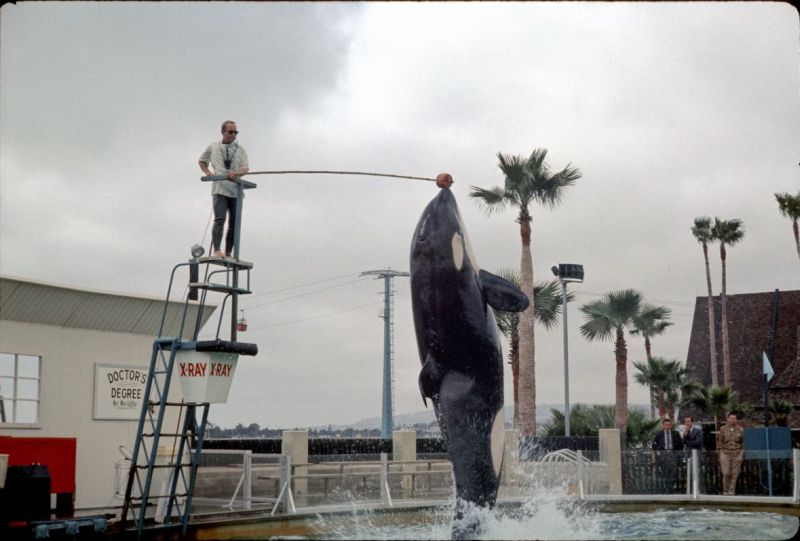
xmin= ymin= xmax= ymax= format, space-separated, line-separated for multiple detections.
xmin=718 ymin=412 xmax=744 ymax=495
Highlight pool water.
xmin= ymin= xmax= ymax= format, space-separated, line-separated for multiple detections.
xmin=305 ymin=495 xmax=799 ymax=540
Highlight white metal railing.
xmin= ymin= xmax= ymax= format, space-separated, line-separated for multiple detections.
xmin=186 ymin=450 xmax=453 ymax=515
xmin=541 ymin=448 xmax=593 ymax=464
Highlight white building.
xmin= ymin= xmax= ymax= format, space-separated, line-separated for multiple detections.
xmin=0 ymin=276 xmax=216 ymax=509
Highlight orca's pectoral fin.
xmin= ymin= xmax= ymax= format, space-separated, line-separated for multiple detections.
xmin=418 ymin=354 xmax=443 ymax=408
xmin=480 ymin=269 xmax=530 ymax=312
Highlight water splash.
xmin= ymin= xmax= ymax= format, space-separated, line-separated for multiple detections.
xmin=305 ymin=481 xmax=798 ymax=540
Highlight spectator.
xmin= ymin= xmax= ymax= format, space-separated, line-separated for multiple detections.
xmin=652 ymin=418 xmax=683 ymax=493
xmin=682 ymin=416 xmax=704 ymax=451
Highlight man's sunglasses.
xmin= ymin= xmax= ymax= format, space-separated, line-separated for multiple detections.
xmin=226 ymin=130 xmax=239 ymax=135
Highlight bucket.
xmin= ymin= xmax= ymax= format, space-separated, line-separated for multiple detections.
xmin=174 ymin=350 xmax=239 ymax=403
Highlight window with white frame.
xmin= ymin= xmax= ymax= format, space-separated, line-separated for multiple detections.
xmin=0 ymin=352 xmax=41 ymax=425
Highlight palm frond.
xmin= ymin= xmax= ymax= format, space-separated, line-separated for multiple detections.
xmin=526 ymin=148 xmax=549 ymax=179
xmin=691 ymin=217 xmax=714 ymax=244
xmin=775 ymin=192 xmax=800 ymax=220
xmin=712 ymin=217 xmax=745 ymax=246
xmin=533 ymin=279 xmax=570 ymax=330
xmin=469 ymin=186 xmax=508 ymax=216
xmin=579 ymin=300 xmax=614 ymax=341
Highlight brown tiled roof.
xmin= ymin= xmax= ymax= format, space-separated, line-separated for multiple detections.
xmin=684 ymin=290 xmax=800 ymax=411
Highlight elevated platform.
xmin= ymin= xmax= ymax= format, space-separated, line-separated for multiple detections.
xmin=188 ymin=282 xmax=251 ymax=295
xmin=196 ymin=256 xmax=253 ymax=270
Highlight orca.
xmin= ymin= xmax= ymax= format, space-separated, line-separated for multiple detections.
xmin=409 ymin=183 xmax=529 ymax=539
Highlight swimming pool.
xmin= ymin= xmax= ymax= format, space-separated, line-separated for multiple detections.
xmin=306 ymin=497 xmax=799 ymax=540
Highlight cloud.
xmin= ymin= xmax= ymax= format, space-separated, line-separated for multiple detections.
xmin=1 ymin=2 xmax=797 ymax=428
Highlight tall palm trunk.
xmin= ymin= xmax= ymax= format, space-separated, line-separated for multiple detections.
xmin=649 ymin=388 xmax=657 ymax=421
xmin=614 ymin=327 xmax=628 ymax=434
xmin=702 ymin=242 xmax=719 ymax=386
xmin=793 ymin=219 xmax=800 ymax=261
xmin=720 ymin=244 xmax=731 ymax=386
xmin=517 ymin=209 xmax=536 ymax=436
xmin=509 ymin=330 xmax=520 ymax=425
xmin=644 ymin=336 xmax=656 ymax=419
xmin=657 ymin=389 xmax=667 ymax=419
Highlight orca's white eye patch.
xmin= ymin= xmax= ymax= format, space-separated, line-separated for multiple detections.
xmin=451 ymin=232 xmax=464 ymax=270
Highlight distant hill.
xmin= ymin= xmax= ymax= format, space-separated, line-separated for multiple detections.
xmin=322 ymin=403 xmax=651 ymax=431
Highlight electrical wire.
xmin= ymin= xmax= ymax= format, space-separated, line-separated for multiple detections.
xmin=244 ymin=272 xmax=362 ymax=300
xmin=247 ymin=300 xmax=383 ymax=331
xmin=241 ymin=277 xmax=370 ymax=310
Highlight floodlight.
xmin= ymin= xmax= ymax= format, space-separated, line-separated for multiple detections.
xmin=554 ymin=263 xmax=584 ymax=283
xmin=190 ymin=244 xmax=205 ymax=258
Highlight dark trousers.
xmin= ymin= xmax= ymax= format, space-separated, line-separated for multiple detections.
xmin=656 ymin=451 xmax=680 ymax=493
xmin=212 ymin=195 xmax=237 ymax=254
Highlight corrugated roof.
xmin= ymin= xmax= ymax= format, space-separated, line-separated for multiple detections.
xmin=0 ymin=275 xmax=218 ymax=338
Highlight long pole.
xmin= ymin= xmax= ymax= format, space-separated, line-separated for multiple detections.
xmin=202 ymin=170 xmax=436 ymax=182
xmin=561 ymin=279 xmax=570 ymax=437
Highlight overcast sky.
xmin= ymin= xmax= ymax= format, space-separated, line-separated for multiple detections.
xmin=1 ymin=2 xmax=798 ymax=430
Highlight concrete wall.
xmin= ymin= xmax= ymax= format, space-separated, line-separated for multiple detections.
xmin=0 ymin=319 xmax=180 ymax=508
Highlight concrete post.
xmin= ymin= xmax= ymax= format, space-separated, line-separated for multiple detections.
xmin=243 ymin=450 xmax=252 ymax=510
xmin=793 ymin=449 xmax=800 ymax=503
xmin=393 ymin=429 xmax=416 ymax=493
xmin=281 ymin=430 xmax=308 ymax=497
xmin=599 ymin=428 xmax=622 ymax=495
xmin=393 ymin=429 xmax=417 ymax=461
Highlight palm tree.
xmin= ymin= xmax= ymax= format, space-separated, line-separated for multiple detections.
xmin=775 ymin=192 xmax=800 ymax=262
xmin=631 ymin=305 xmax=673 ymax=418
xmin=540 ymin=403 xmax=660 ymax=448
xmin=686 ymin=385 xmax=736 ymax=431
xmin=768 ymin=399 xmax=794 ymax=427
xmin=471 ymin=149 xmax=581 ymax=436
xmin=711 ymin=218 xmax=745 ymax=386
xmin=692 ymin=217 xmax=719 ymax=386
xmin=494 ymin=270 xmax=571 ymax=425
xmin=662 ymin=361 xmax=704 ymax=422
xmin=579 ymin=289 xmax=642 ymax=436
xmin=633 ymin=357 xmax=671 ymax=419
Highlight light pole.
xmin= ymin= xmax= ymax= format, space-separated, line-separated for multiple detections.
xmin=551 ymin=263 xmax=584 ymax=437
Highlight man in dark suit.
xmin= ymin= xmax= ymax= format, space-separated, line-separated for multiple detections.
xmin=652 ymin=417 xmax=683 ymax=493
xmin=681 ymin=416 xmax=704 ymax=451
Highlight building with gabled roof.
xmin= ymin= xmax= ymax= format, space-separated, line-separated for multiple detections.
xmin=684 ymin=289 xmax=800 ymax=424
xmin=0 ymin=275 xmax=216 ymax=508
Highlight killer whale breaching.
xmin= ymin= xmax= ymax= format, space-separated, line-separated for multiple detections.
xmin=409 ymin=177 xmax=529 ymax=539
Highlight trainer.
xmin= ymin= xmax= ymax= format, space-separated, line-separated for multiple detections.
xmin=199 ymin=120 xmax=249 ymax=258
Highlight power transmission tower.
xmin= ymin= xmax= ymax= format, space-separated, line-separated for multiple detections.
xmin=360 ymin=269 xmax=409 ymax=439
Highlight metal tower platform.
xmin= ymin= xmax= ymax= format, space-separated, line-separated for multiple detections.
xmin=121 ymin=177 xmax=258 ymax=537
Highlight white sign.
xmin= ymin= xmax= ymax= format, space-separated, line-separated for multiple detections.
xmin=93 ymin=364 xmax=148 ymax=420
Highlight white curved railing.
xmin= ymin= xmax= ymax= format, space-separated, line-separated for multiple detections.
xmin=541 ymin=448 xmax=592 ymax=464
